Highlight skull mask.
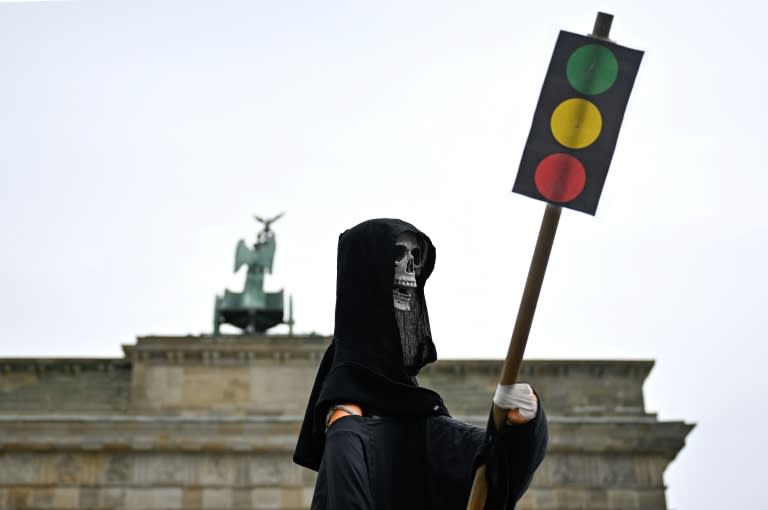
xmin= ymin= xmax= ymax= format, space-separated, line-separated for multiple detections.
xmin=393 ymin=232 xmax=424 ymax=312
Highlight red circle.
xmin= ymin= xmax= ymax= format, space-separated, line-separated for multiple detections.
xmin=534 ymin=153 xmax=586 ymax=203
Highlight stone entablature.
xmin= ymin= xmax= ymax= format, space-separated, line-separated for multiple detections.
xmin=0 ymin=415 xmax=688 ymax=457
xmin=0 ymin=335 xmax=694 ymax=510
xmin=1 ymin=336 xmax=656 ymax=418
xmin=420 ymin=359 xmax=653 ymax=418
xmin=0 ymin=359 xmax=130 ymax=415
xmin=0 ymin=416 xmax=300 ymax=453
xmin=123 ymin=335 xmax=329 ymax=364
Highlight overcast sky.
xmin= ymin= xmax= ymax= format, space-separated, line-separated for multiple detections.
xmin=1 ymin=1 xmax=766 ymax=508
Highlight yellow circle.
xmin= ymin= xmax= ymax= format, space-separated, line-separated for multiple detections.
xmin=550 ymin=98 xmax=602 ymax=149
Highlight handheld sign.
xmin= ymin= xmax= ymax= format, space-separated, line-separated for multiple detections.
xmin=513 ymin=31 xmax=643 ymax=214
xmin=466 ymin=13 xmax=643 ymax=510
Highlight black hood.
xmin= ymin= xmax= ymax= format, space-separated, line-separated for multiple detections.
xmin=294 ymin=218 xmax=449 ymax=471
xmin=334 ymin=218 xmax=437 ymax=379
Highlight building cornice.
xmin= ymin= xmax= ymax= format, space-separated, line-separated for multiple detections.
xmin=0 ymin=415 xmax=693 ymax=459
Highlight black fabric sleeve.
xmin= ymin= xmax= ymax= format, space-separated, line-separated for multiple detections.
xmin=294 ymin=342 xmax=336 ymax=471
xmin=481 ymin=395 xmax=548 ymax=509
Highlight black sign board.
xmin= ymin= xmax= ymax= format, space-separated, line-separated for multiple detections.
xmin=513 ymin=31 xmax=643 ymax=215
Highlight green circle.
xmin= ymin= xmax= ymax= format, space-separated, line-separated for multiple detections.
xmin=566 ymin=44 xmax=618 ymax=95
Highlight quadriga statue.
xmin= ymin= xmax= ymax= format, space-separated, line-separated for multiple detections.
xmin=213 ymin=213 xmax=288 ymax=335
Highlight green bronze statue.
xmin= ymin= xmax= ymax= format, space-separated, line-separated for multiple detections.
xmin=213 ymin=213 xmax=288 ymax=335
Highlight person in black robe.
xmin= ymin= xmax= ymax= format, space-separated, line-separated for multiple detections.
xmin=294 ymin=218 xmax=547 ymax=510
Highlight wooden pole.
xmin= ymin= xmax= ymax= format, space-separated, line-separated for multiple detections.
xmin=491 ymin=203 xmax=561 ymax=430
xmin=465 ymin=12 xmax=614 ymax=510
xmin=464 ymin=203 xmax=560 ymax=510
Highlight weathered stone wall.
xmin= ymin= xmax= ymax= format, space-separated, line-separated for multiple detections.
xmin=126 ymin=336 xmax=324 ymax=416
xmin=0 ymin=416 xmax=313 ymax=510
xmin=0 ymin=335 xmax=694 ymax=510
xmin=420 ymin=359 xmax=651 ymax=418
xmin=0 ymin=338 xmax=653 ymax=419
xmin=0 ymin=360 xmax=130 ymax=414
xmin=0 ymin=451 xmax=312 ymax=509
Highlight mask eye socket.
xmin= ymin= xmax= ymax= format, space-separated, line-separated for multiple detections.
xmin=411 ymin=247 xmax=423 ymax=267
xmin=394 ymin=245 xmax=408 ymax=263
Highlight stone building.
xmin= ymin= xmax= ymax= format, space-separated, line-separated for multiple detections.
xmin=0 ymin=334 xmax=693 ymax=510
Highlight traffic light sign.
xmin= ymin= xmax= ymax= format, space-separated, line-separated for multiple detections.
xmin=513 ymin=31 xmax=643 ymax=215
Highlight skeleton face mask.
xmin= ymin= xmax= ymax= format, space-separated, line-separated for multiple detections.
xmin=393 ymin=232 xmax=424 ymax=311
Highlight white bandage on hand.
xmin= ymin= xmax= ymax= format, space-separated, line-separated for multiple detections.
xmin=493 ymin=383 xmax=537 ymax=421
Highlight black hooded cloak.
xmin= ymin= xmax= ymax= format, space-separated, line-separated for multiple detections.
xmin=294 ymin=218 xmax=547 ymax=510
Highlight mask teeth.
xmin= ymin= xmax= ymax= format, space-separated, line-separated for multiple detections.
xmin=394 ymin=278 xmax=416 ymax=288
xmin=392 ymin=289 xmax=412 ymax=311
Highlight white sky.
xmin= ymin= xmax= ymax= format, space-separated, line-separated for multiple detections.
xmin=1 ymin=1 xmax=766 ymax=508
